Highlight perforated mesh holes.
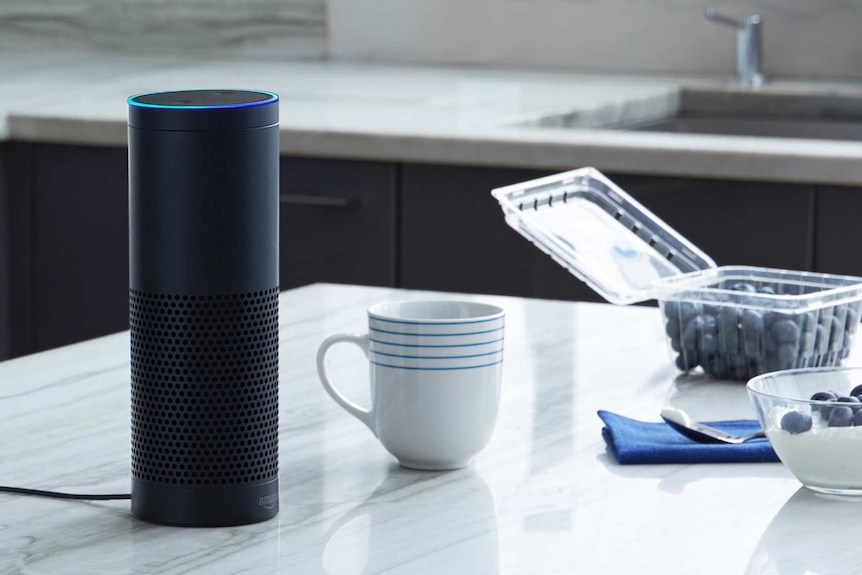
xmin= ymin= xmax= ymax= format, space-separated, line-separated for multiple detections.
xmin=130 ymin=288 xmax=280 ymax=486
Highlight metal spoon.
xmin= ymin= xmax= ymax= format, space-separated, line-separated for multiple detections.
xmin=660 ymin=407 xmax=766 ymax=444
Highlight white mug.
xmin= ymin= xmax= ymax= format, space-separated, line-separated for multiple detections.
xmin=316 ymin=300 xmax=505 ymax=470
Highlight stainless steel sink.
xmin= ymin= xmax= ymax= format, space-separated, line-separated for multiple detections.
xmin=521 ymin=87 xmax=862 ymax=141
xmin=625 ymin=115 xmax=862 ymax=140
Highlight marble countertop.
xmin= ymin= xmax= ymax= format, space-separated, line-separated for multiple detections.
xmin=4 ymin=48 xmax=862 ymax=185
xmin=3 ymin=282 xmax=862 ymax=574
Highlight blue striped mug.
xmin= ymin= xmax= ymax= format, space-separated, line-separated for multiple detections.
xmin=316 ymin=300 xmax=505 ymax=470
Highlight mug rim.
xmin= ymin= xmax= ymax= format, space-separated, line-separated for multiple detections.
xmin=368 ymin=300 xmax=504 ymax=324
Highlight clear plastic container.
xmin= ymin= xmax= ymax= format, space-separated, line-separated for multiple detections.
xmin=655 ymin=266 xmax=862 ymax=380
xmin=492 ymin=168 xmax=862 ymax=381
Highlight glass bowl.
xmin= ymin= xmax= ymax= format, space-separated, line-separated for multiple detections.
xmin=748 ymin=367 xmax=862 ymax=495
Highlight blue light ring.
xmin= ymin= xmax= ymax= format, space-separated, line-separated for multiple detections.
xmin=127 ymin=90 xmax=279 ymax=110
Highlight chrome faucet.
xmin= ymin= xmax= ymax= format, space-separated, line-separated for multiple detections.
xmin=705 ymin=9 xmax=765 ymax=86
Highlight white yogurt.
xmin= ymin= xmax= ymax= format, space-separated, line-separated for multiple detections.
xmin=767 ymin=407 xmax=862 ymax=492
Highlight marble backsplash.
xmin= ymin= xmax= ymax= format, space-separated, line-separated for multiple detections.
xmin=0 ymin=0 xmax=326 ymax=59
xmin=328 ymin=0 xmax=862 ymax=80
xmin=4 ymin=0 xmax=861 ymax=80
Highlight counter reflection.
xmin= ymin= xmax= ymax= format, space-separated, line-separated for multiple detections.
xmin=746 ymin=487 xmax=862 ymax=574
xmin=322 ymin=469 xmax=498 ymax=575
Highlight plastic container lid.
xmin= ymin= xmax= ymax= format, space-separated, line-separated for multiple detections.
xmin=491 ymin=167 xmax=716 ymax=305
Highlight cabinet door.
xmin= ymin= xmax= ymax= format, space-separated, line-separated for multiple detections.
xmin=400 ymin=163 xmax=599 ymax=301
xmin=279 ymin=157 xmax=397 ymax=289
xmin=0 ymin=144 xmax=11 ymax=359
xmin=610 ymin=175 xmax=815 ymax=271
xmin=4 ymin=144 xmax=36 ymax=359
xmin=814 ymin=185 xmax=862 ymax=276
xmin=31 ymin=144 xmax=130 ymax=353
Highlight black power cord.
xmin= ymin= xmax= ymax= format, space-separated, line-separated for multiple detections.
xmin=0 ymin=486 xmax=130 ymax=501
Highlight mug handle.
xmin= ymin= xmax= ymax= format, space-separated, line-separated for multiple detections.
xmin=316 ymin=333 xmax=375 ymax=435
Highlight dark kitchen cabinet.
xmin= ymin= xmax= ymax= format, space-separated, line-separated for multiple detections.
xmin=1 ymin=145 xmax=398 ymax=359
xmin=27 ymin=144 xmax=130 ymax=354
xmin=279 ymin=157 xmax=397 ymax=290
xmin=610 ymin=175 xmax=816 ymax=271
xmin=0 ymin=144 xmax=11 ymax=359
xmin=399 ymin=163 xmax=599 ymax=302
xmin=814 ymin=185 xmax=862 ymax=276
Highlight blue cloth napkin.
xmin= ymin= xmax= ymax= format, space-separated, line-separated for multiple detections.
xmin=598 ymin=410 xmax=779 ymax=464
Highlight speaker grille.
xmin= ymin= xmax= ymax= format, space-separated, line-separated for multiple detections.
xmin=130 ymin=288 xmax=279 ymax=486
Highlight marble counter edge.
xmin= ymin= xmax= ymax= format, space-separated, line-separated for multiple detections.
xmin=8 ymin=113 xmax=862 ymax=186
xmin=4 ymin=56 xmax=862 ymax=186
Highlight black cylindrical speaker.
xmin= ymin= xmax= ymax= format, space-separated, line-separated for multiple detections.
xmin=128 ymin=90 xmax=280 ymax=527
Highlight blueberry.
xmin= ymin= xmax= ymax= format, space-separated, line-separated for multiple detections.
xmin=719 ymin=306 xmax=741 ymax=326
xmin=702 ymin=314 xmax=717 ymax=334
xmin=703 ymin=304 xmax=719 ymax=316
xmin=811 ymin=390 xmax=838 ymax=418
xmin=828 ymin=406 xmax=854 ymax=427
xmin=742 ymin=310 xmax=764 ymax=332
xmin=763 ymin=312 xmax=780 ymax=330
xmin=681 ymin=317 xmax=704 ymax=351
xmin=781 ymin=411 xmax=812 ymax=434
xmin=854 ymin=410 xmax=862 ymax=426
xmin=837 ymin=396 xmax=862 ymax=412
xmin=664 ymin=301 xmax=681 ymax=320
xmin=661 ymin=291 xmax=857 ymax=381
xmin=679 ymin=302 xmax=702 ymax=324
xmin=699 ymin=333 xmax=718 ymax=354
xmin=772 ymin=320 xmax=801 ymax=344
xmin=850 ymin=384 xmax=862 ymax=397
